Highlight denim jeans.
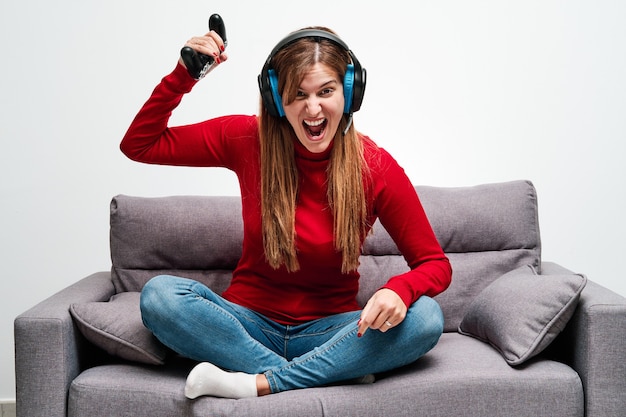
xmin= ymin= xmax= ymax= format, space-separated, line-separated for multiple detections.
xmin=140 ymin=275 xmax=444 ymax=394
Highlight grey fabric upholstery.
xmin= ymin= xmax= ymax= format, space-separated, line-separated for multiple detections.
xmin=67 ymin=334 xmax=584 ymax=417
xmin=14 ymin=272 xmax=115 ymax=417
xmin=69 ymin=292 xmax=168 ymax=365
xmin=109 ymin=195 xmax=243 ymax=293
xmin=15 ymin=180 xmax=626 ymax=416
xmin=110 ymin=180 xmax=541 ymax=331
xmin=459 ymin=264 xmax=587 ymax=365
xmin=543 ymin=261 xmax=626 ymax=417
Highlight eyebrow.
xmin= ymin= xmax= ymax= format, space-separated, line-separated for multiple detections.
xmin=320 ymin=79 xmax=339 ymax=87
xmin=299 ymin=79 xmax=339 ymax=91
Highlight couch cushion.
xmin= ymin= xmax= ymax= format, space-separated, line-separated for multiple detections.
xmin=69 ymin=292 xmax=168 ymax=365
xmin=110 ymin=195 xmax=242 ymax=292
xmin=359 ymin=180 xmax=541 ymax=330
xmin=458 ymin=265 xmax=587 ymax=365
xmin=68 ymin=333 xmax=583 ymax=417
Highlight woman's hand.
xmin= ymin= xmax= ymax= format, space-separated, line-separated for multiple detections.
xmin=179 ymin=30 xmax=228 ymax=69
xmin=357 ymin=288 xmax=407 ymax=337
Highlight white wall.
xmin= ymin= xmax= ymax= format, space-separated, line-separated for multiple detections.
xmin=1 ymin=0 xmax=625 ymax=400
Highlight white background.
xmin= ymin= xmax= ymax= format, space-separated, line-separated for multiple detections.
xmin=1 ymin=0 xmax=625 ymax=400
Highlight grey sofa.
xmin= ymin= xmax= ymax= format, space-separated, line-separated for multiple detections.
xmin=15 ymin=180 xmax=626 ymax=417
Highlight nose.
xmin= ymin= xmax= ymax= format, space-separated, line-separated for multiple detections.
xmin=305 ymin=96 xmax=322 ymax=116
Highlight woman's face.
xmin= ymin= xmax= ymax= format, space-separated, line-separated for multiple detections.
xmin=283 ymin=62 xmax=345 ymax=153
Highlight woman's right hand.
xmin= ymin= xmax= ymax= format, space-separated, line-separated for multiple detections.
xmin=179 ymin=30 xmax=228 ymax=69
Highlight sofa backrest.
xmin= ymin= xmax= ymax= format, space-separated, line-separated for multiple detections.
xmin=110 ymin=180 xmax=541 ymax=331
xmin=358 ymin=180 xmax=541 ymax=330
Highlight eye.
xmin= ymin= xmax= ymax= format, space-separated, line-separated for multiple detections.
xmin=319 ymin=88 xmax=334 ymax=96
xmin=295 ymin=90 xmax=307 ymax=100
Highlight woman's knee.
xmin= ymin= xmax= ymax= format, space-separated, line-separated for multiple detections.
xmin=406 ymin=296 xmax=445 ymax=351
xmin=419 ymin=296 xmax=444 ymax=328
xmin=141 ymin=275 xmax=171 ymax=305
xmin=140 ymin=275 xmax=183 ymax=327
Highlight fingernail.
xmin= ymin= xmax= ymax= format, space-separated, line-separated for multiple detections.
xmin=220 ymin=45 xmax=225 ymax=52
xmin=357 ymin=332 xmax=362 ymax=338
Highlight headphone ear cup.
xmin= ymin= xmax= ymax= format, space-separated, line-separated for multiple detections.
xmin=258 ymin=69 xmax=284 ymax=118
xmin=343 ymin=64 xmax=355 ymax=114
xmin=268 ymin=69 xmax=285 ymax=117
xmin=258 ymin=72 xmax=276 ymax=117
xmin=348 ymin=57 xmax=366 ymax=113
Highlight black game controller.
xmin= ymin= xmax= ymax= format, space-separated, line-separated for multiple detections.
xmin=180 ymin=14 xmax=227 ymax=80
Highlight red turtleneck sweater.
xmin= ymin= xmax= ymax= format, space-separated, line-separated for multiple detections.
xmin=121 ymin=63 xmax=451 ymax=325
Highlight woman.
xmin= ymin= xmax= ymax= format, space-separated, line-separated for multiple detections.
xmin=120 ymin=25 xmax=452 ymax=399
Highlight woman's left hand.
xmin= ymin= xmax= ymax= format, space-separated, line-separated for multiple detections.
xmin=357 ymin=288 xmax=407 ymax=337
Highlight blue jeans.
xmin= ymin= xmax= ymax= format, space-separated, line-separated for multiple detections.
xmin=140 ymin=275 xmax=444 ymax=394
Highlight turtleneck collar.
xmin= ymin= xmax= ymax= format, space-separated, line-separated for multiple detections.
xmin=293 ymin=136 xmax=334 ymax=162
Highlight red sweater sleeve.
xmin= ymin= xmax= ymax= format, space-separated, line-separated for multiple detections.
xmin=120 ymin=63 xmax=256 ymax=169
xmin=368 ymin=145 xmax=452 ymax=307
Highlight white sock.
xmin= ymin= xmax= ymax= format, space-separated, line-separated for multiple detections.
xmin=184 ymin=362 xmax=258 ymax=399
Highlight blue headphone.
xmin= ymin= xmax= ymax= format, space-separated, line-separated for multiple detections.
xmin=257 ymin=29 xmax=366 ymax=118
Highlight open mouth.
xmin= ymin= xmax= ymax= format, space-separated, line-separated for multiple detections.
xmin=303 ymin=118 xmax=327 ymax=138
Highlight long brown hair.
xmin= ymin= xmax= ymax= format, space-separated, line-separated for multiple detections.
xmin=259 ymin=28 xmax=369 ymax=273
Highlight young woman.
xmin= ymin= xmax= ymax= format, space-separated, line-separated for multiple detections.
xmin=120 ymin=25 xmax=452 ymax=399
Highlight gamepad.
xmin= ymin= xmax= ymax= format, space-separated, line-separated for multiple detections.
xmin=181 ymin=14 xmax=227 ymax=80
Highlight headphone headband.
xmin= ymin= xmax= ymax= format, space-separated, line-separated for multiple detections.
xmin=266 ymin=29 xmax=350 ymax=62
xmin=258 ymin=29 xmax=366 ymax=118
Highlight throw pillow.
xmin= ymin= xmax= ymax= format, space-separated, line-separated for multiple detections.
xmin=70 ymin=292 xmax=168 ymax=365
xmin=458 ymin=264 xmax=587 ymax=366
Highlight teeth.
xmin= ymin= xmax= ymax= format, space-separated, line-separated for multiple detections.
xmin=304 ymin=119 xmax=325 ymax=127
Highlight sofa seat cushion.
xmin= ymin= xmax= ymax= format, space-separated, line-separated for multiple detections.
xmin=68 ymin=334 xmax=583 ymax=417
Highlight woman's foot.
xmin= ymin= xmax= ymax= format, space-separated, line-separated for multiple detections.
xmin=184 ymin=362 xmax=258 ymax=399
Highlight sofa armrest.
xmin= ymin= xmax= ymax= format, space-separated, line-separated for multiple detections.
xmin=14 ymin=272 xmax=115 ymax=417
xmin=542 ymin=262 xmax=626 ymax=417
